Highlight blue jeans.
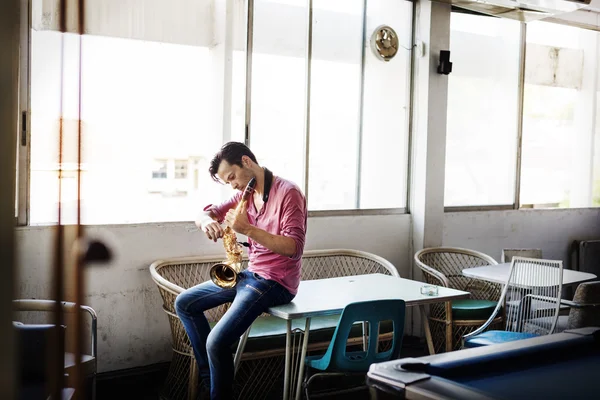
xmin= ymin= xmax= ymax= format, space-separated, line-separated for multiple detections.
xmin=175 ymin=270 xmax=295 ymax=400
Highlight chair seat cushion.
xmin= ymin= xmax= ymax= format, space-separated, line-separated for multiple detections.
xmin=451 ymin=299 xmax=498 ymax=320
xmin=216 ymin=316 xmax=394 ymax=353
xmin=464 ymin=330 xmax=539 ymax=348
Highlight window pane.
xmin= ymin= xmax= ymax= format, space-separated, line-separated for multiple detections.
xmin=521 ymin=22 xmax=597 ymax=208
xmin=249 ymin=0 xmax=307 ymax=189
xmin=308 ymin=0 xmax=363 ymax=210
xmin=30 ymin=31 xmax=224 ymax=224
xmin=445 ymin=13 xmax=520 ymax=207
xmin=359 ymin=0 xmax=412 ymax=209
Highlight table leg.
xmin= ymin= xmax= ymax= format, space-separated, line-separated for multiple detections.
xmin=294 ymin=318 xmax=311 ymax=400
xmin=283 ymin=320 xmax=292 ymax=400
xmin=234 ymin=327 xmax=250 ymax=376
xmin=420 ymin=304 xmax=435 ymax=355
xmin=361 ymin=321 xmax=368 ymax=350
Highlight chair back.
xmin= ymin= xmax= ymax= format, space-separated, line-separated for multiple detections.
xmin=567 ymin=281 xmax=600 ymax=329
xmin=501 ymin=248 xmax=542 ymax=263
xmin=414 ymin=247 xmax=500 ymax=301
xmin=322 ymin=299 xmax=405 ymax=372
xmin=503 ymin=257 xmax=563 ymax=335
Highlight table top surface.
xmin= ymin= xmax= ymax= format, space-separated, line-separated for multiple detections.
xmin=463 ymin=263 xmax=597 ymax=286
xmin=268 ymin=273 xmax=469 ymax=320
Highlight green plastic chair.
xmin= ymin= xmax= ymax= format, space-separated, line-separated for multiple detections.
xmin=303 ymin=299 xmax=406 ymax=398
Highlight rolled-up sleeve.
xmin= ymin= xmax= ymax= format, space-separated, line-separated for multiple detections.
xmin=203 ymin=192 xmax=241 ymax=223
xmin=280 ymin=188 xmax=307 ymax=260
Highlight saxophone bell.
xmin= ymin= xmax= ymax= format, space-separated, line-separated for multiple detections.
xmin=210 ymin=261 xmax=243 ymax=289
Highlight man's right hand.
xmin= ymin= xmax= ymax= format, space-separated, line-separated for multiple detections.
xmin=195 ymin=213 xmax=224 ymax=242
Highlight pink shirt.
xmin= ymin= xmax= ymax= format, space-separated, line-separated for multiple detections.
xmin=204 ymin=176 xmax=307 ymax=295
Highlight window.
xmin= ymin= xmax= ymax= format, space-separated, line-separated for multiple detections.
xmin=445 ymin=14 xmax=600 ymax=210
xmin=29 ymin=31 xmax=221 ymax=224
xmin=23 ymin=0 xmax=413 ymax=225
xmin=520 ymin=22 xmax=599 ymax=208
xmin=445 ymin=12 xmax=520 ymax=207
xmin=252 ymin=0 xmax=413 ymax=211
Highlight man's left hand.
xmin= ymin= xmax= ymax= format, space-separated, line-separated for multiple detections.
xmin=225 ymin=201 xmax=252 ymax=235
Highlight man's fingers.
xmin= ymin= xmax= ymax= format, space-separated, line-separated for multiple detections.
xmin=205 ymin=223 xmax=224 ymax=242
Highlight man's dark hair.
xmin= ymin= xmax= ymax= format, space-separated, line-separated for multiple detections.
xmin=209 ymin=141 xmax=259 ymax=182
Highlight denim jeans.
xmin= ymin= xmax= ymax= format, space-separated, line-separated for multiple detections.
xmin=175 ymin=270 xmax=295 ymax=400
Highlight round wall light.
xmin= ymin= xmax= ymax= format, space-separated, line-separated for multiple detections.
xmin=370 ymin=25 xmax=399 ymax=62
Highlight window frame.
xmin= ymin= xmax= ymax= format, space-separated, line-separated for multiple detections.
xmin=16 ymin=0 xmax=31 ymax=226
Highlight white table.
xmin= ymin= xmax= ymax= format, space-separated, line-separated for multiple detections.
xmin=463 ymin=263 xmax=597 ymax=287
xmin=250 ymin=273 xmax=469 ymax=400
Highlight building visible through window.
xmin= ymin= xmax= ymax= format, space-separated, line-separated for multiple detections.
xmin=174 ymin=160 xmax=188 ymax=179
xmin=152 ymin=160 xmax=168 ymax=179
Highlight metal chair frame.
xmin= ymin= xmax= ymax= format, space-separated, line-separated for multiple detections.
xmin=13 ymin=299 xmax=98 ymax=400
xmin=463 ymin=256 xmax=564 ymax=346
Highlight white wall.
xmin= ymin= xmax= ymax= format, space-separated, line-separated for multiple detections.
xmin=15 ymin=213 xmax=412 ymax=373
xmin=444 ymin=208 xmax=600 ymax=263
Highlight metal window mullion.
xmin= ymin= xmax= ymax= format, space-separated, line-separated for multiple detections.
xmin=406 ymin=3 xmax=418 ymax=215
xmin=244 ymin=0 xmax=254 ymax=147
xmin=514 ymin=22 xmax=527 ymax=210
xmin=355 ymin=0 xmax=367 ymax=210
xmin=302 ymin=0 xmax=313 ymax=199
xmin=17 ymin=0 xmax=31 ymax=226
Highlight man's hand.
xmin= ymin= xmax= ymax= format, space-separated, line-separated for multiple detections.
xmin=195 ymin=214 xmax=224 ymax=242
xmin=225 ymin=201 xmax=252 ymax=235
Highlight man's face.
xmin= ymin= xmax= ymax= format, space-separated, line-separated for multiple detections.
xmin=216 ymin=158 xmax=254 ymax=192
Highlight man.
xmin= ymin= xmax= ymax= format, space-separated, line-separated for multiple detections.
xmin=175 ymin=141 xmax=307 ymax=399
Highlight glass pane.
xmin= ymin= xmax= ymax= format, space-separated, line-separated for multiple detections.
xmin=249 ymin=0 xmax=307 ymax=190
xmin=308 ymin=0 xmax=363 ymax=210
xmin=521 ymin=22 xmax=597 ymax=208
xmin=445 ymin=13 xmax=520 ymax=207
xmin=30 ymin=31 xmax=224 ymax=224
xmin=359 ymin=0 xmax=412 ymax=209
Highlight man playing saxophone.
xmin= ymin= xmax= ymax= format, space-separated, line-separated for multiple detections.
xmin=175 ymin=141 xmax=307 ymax=400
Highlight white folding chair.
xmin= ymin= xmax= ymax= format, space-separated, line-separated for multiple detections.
xmin=463 ymin=257 xmax=563 ymax=348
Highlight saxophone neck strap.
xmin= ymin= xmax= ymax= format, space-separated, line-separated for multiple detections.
xmin=263 ymin=167 xmax=273 ymax=203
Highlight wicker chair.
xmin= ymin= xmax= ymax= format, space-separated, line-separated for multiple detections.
xmin=414 ymin=247 xmax=503 ymax=353
xmin=150 ymin=249 xmax=399 ymax=400
xmin=501 ymin=248 xmax=542 ymax=263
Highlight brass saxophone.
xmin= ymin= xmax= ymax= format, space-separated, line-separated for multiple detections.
xmin=209 ymin=177 xmax=257 ymax=288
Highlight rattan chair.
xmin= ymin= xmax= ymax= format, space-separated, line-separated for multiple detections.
xmin=150 ymin=249 xmax=399 ymax=400
xmin=501 ymin=248 xmax=542 ymax=263
xmin=414 ymin=247 xmax=503 ymax=353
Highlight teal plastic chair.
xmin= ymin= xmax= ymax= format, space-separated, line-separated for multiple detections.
xmin=303 ymin=299 xmax=406 ymax=398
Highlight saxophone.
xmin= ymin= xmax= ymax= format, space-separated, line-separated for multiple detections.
xmin=209 ymin=177 xmax=257 ymax=288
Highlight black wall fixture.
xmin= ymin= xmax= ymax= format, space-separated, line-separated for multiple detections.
xmin=437 ymin=50 xmax=452 ymax=75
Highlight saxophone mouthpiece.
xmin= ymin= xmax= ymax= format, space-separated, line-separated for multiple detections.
xmin=241 ymin=177 xmax=257 ymax=201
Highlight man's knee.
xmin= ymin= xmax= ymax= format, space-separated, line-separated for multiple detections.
xmin=206 ymin=329 xmax=228 ymax=357
xmin=174 ymin=291 xmax=190 ymax=315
